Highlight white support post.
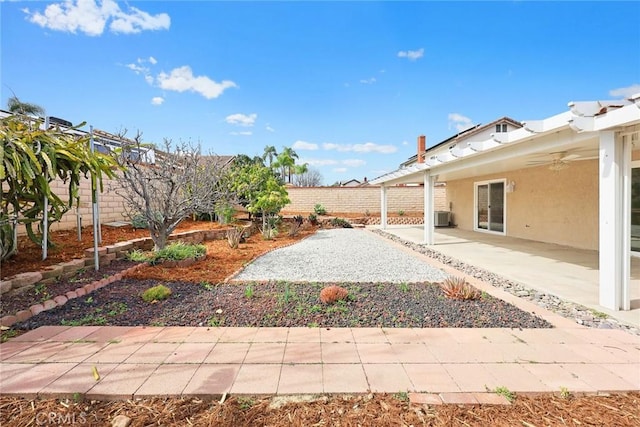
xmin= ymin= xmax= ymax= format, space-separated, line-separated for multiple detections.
xmin=380 ymin=185 xmax=388 ymax=229
xmin=424 ymin=172 xmax=434 ymax=245
xmin=598 ymin=130 xmax=630 ymax=310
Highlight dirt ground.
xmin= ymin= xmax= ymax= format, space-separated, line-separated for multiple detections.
xmin=0 ymin=392 xmax=638 ymax=426
xmin=1 ymin=219 xmax=638 ymax=425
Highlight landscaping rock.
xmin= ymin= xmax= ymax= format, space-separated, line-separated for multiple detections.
xmin=0 ymin=280 xmax=12 ymax=295
xmin=10 ymin=272 xmax=43 ymax=289
xmin=40 ymin=265 xmax=64 ymax=280
xmin=59 ymin=259 xmax=86 ymax=274
xmin=84 ymin=247 xmax=108 ymax=258
xmin=111 ymin=414 xmax=132 ymax=427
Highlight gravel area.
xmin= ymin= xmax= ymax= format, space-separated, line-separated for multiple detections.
xmin=15 ymin=279 xmax=552 ymax=329
xmin=233 ymin=229 xmax=448 ymax=283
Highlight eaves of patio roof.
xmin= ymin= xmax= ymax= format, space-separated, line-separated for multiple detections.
xmin=371 ymin=95 xmax=640 ymax=185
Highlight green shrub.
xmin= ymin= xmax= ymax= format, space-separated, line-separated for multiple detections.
xmin=131 ymin=214 xmax=148 ymax=229
xmin=126 ymin=249 xmax=151 ymax=262
xmin=308 ymin=213 xmax=318 ymax=225
xmin=153 ymin=242 xmax=206 ymax=263
xmin=142 ymin=284 xmax=172 ymax=302
xmin=330 ymin=217 xmax=352 ymax=228
xmin=314 ymin=204 xmax=327 ymax=215
xmin=215 ymin=202 xmax=236 ymax=224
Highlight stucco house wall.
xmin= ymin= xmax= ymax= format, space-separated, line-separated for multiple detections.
xmin=446 ymin=159 xmax=599 ymax=250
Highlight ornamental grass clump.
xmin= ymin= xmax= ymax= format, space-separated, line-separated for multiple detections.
xmin=439 ymin=276 xmax=481 ymax=300
xmin=142 ymin=284 xmax=172 ymax=303
xmin=320 ymin=285 xmax=349 ymax=304
xmin=227 ymin=227 xmax=244 ymax=249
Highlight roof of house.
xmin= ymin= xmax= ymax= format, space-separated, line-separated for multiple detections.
xmin=372 ymin=95 xmax=640 ymax=186
xmin=401 ymin=116 xmax=522 ymax=168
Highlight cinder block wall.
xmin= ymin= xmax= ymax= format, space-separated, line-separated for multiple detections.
xmin=9 ymin=180 xmax=447 ymax=236
xmin=8 ymin=175 xmax=129 ymax=235
xmin=283 ymin=186 xmax=447 ymax=215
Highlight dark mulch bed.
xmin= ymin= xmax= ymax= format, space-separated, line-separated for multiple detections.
xmin=15 ymin=279 xmax=552 ymax=329
xmin=0 ymin=260 xmax=138 ymax=317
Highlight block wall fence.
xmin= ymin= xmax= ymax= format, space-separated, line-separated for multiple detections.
xmin=282 ymin=185 xmax=448 ymax=215
xmin=10 ymin=177 xmax=447 ymax=235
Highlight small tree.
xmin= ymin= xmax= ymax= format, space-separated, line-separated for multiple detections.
xmin=7 ymin=96 xmax=45 ymax=117
xmin=114 ymin=136 xmax=228 ymax=250
xmin=225 ymin=159 xmax=289 ymax=238
xmin=293 ymin=165 xmax=323 ymax=187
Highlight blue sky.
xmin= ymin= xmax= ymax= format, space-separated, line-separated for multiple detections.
xmin=2 ymin=1 xmax=639 ymax=185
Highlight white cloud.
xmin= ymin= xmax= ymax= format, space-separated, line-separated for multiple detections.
xmin=397 ymin=48 xmax=424 ymax=61
xmin=402 ymin=140 xmax=409 ymax=146
xmin=322 ymin=142 xmax=397 ymax=154
xmin=333 ymin=167 xmax=348 ymax=173
xmin=301 ymin=158 xmax=365 ymax=168
xmin=265 ymin=124 xmax=275 ymax=132
xmin=24 ymin=0 xmax=170 ymax=36
xmin=302 ymin=159 xmax=339 ymax=166
xmin=126 ymin=63 xmax=148 ymax=74
xmin=342 ymin=159 xmax=366 ymax=167
xmin=158 ymin=66 xmax=237 ymax=99
xmin=448 ymin=113 xmax=475 ymax=132
xmin=292 ymin=140 xmax=318 ymax=150
xmin=225 ymin=113 xmax=257 ymax=127
xmin=230 ymin=131 xmax=253 ymax=136
xmin=609 ymin=84 xmax=640 ymax=98
xmin=359 ymin=77 xmax=376 ymax=84
xmin=151 ymin=96 xmax=164 ymax=105
xmin=148 ymin=56 xmax=157 ymax=65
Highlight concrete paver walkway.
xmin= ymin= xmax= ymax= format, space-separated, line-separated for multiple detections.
xmin=2 ymin=229 xmax=639 ymax=401
xmin=1 ymin=324 xmax=638 ymax=401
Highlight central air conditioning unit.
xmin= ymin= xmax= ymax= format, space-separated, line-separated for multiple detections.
xmin=434 ymin=211 xmax=450 ymax=227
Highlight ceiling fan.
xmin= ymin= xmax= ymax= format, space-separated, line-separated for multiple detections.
xmin=526 ymin=150 xmax=597 ymax=171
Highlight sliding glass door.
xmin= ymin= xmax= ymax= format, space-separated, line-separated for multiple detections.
xmin=475 ymin=181 xmax=505 ymax=233
xmin=632 ymin=166 xmax=640 ymax=253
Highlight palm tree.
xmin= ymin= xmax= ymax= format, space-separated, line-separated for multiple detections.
xmin=262 ymin=145 xmax=277 ymax=169
xmin=281 ymin=146 xmax=299 ymax=184
xmin=7 ymin=96 xmax=45 ymax=117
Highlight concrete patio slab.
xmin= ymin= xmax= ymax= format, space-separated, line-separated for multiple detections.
xmin=322 ymin=364 xmax=369 ymax=393
xmin=278 ymin=364 xmax=323 ymax=394
xmin=378 ymin=226 xmax=640 ymax=329
xmin=1 ymin=326 xmax=638 ymax=399
xmin=135 ymin=364 xmax=199 ymax=397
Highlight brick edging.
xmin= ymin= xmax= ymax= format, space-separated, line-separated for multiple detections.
xmin=0 ymin=263 xmax=144 ymax=328
xmin=1 ymin=223 xmax=254 ymax=329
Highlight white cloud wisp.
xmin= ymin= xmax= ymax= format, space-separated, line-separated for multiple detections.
xmin=158 ymin=66 xmax=237 ymax=99
xmin=397 ymin=48 xmax=424 ymax=61
xmin=609 ymin=84 xmax=640 ymax=99
xmin=225 ymin=113 xmax=257 ymax=127
xmin=448 ymin=113 xmax=475 ymax=132
xmin=24 ymin=0 xmax=170 ymax=36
